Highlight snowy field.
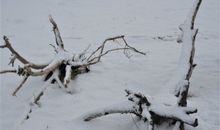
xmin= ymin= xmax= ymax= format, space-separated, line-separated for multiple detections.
xmin=0 ymin=0 xmax=219 ymax=130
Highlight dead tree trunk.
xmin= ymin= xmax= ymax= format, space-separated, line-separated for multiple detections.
xmin=174 ymin=0 xmax=202 ymax=129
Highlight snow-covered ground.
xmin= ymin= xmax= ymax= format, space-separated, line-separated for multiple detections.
xmin=0 ymin=0 xmax=219 ymax=130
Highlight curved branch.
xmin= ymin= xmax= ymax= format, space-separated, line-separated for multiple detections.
xmin=1 ymin=36 xmax=48 ymax=69
xmin=83 ymin=101 xmax=137 ymax=121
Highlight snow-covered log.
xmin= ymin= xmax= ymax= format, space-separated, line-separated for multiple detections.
xmin=83 ymin=90 xmax=198 ymax=129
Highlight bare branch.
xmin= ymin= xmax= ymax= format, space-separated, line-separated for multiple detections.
xmin=12 ymin=75 xmax=29 ymax=96
xmin=121 ymin=36 xmax=146 ymax=55
xmin=78 ymin=44 xmax=91 ymax=61
xmin=1 ymin=36 xmax=48 ymax=69
xmin=87 ymin=35 xmax=146 ymax=65
xmin=49 ymin=15 xmax=64 ymax=50
xmin=88 ymin=47 xmax=131 ymax=63
xmin=2 ymin=36 xmax=28 ymax=63
xmin=49 ymin=44 xmax=58 ymax=53
xmin=190 ymin=0 xmax=202 ymax=29
xmin=87 ymin=36 xmax=125 ymax=61
xmin=0 ymin=69 xmax=17 ymax=74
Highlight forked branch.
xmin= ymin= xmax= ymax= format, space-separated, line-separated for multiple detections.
xmin=0 ymin=36 xmax=48 ymax=69
xmin=87 ymin=35 xmax=146 ymax=65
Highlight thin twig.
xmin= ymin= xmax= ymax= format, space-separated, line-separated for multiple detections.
xmin=88 ymin=47 xmax=131 ymax=63
xmin=87 ymin=35 xmax=146 ymax=65
xmin=121 ymin=37 xmax=146 ymax=55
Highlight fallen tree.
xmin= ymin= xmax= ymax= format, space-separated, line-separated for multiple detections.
xmin=1 ymin=16 xmax=146 ymax=124
xmin=0 ymin=16 xmax=145 ymax=103
xmin=83 ymin=0 xmax=202 ymax=130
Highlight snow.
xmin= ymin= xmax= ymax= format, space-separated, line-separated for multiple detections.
xmin=1 ymin=0 xmax=219 ymax=130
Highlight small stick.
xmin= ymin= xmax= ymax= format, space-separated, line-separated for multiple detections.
xmin=12 ymin=75 xmax=29 ymax=96
xmin=0 ymin=69 xmax=17 ymax=74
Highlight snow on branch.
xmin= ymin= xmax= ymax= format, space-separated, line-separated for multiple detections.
xmin=173 ymin=0 xmax=202 ymax=106
xmin=169 ymin=0 xmax=202 ymax=129
xmin=83 ymin=101 xmax=136 ymax=121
